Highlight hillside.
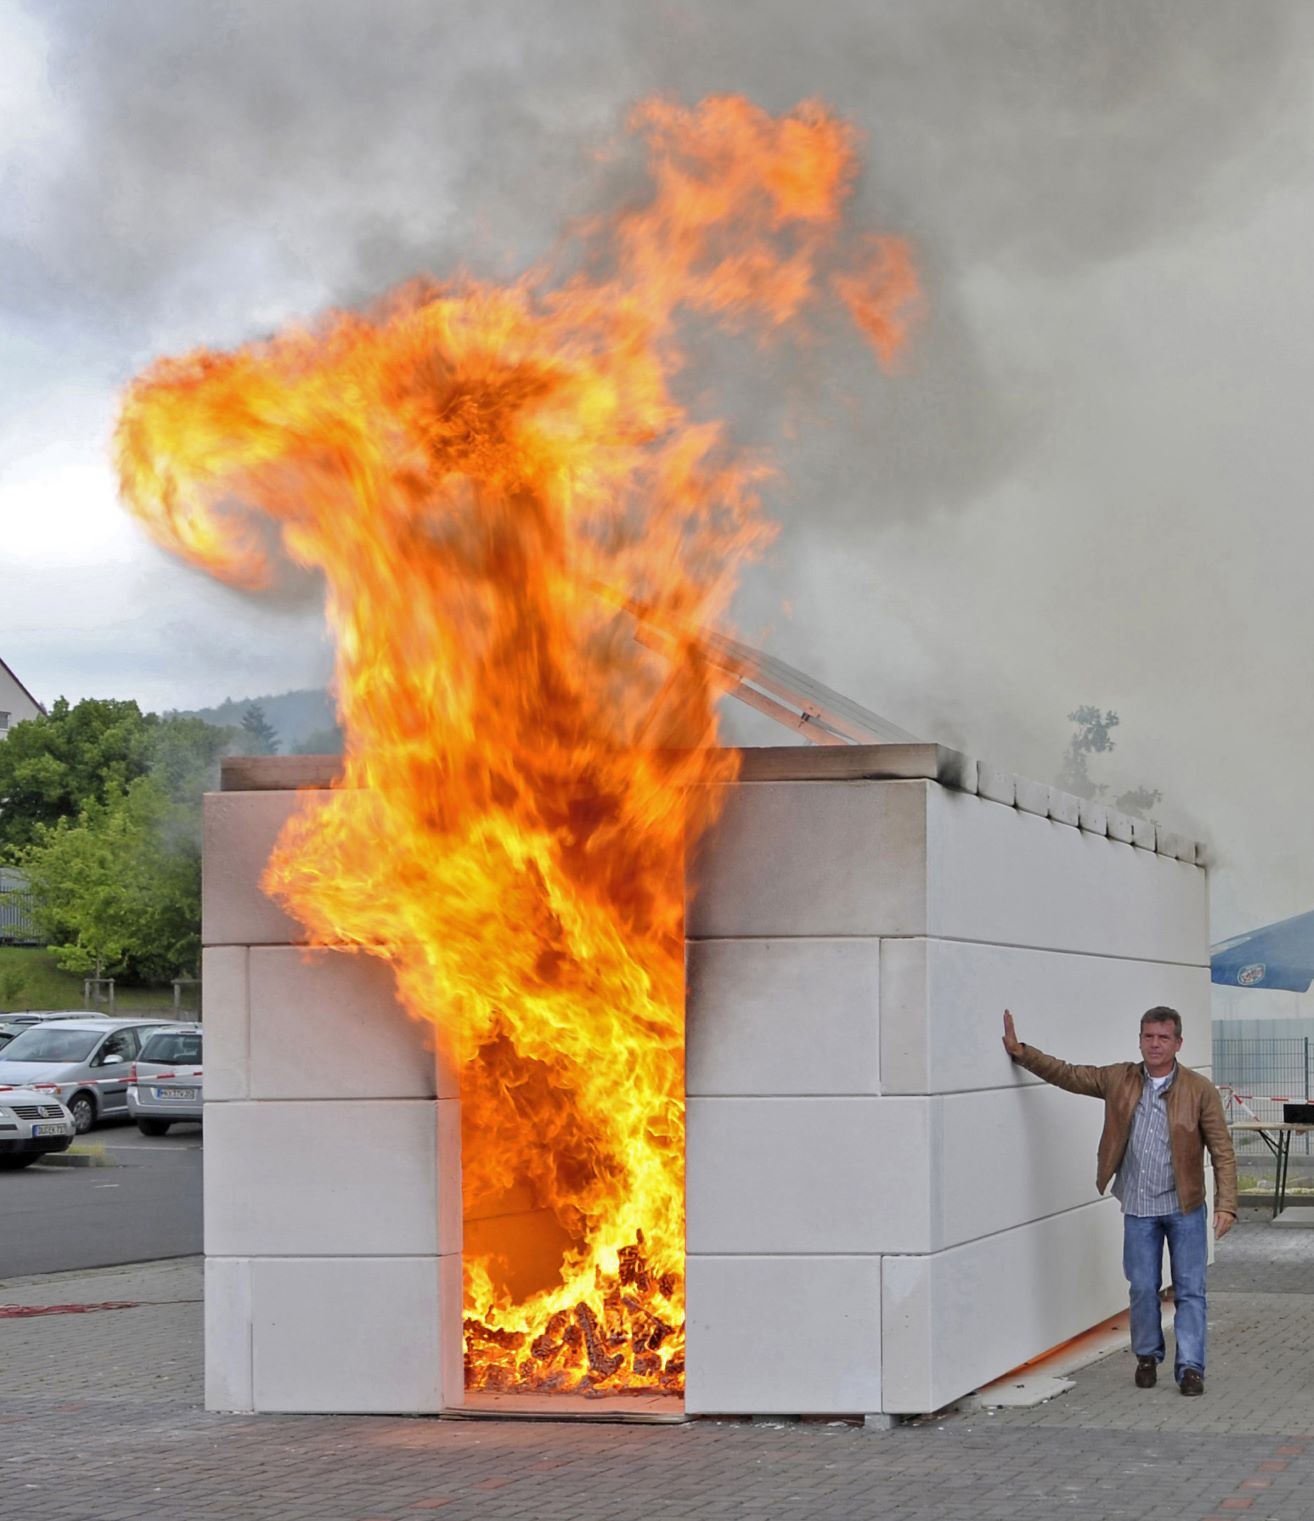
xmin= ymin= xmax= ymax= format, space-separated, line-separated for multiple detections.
xmin=176 ymin=687 xmax=341 ymax=753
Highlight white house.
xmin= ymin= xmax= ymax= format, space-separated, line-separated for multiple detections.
xmin=0 ymin=657 xmax=43 ymax=738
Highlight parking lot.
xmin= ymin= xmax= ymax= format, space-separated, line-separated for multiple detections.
xmin=0 ymin=1122 xmax=202 ymax=1276
xmin=3 ymin=1215 xmax=1314 ymax=1521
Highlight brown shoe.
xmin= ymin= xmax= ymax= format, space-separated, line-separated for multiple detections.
xmin=1179 ymin=1368 xmax=1204 ymax=1396
xmin=1134 ymin=1356 xmax=1157 ymax=1389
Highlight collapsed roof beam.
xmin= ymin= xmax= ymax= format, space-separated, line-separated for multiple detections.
xmin=632 ymin=615 xmax=920 ymax=747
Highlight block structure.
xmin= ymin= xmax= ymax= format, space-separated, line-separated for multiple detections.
xmin=684 ymin=769 xmax=1210 ymax=1416
xmin=203 ymin=748 xmax=1209 ymax=1418
xmin=202 ymin=789 xmax=462 ymax=1414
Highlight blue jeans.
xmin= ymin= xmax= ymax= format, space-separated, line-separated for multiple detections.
xmin=1122 ymin=1205 xmax=1208 ymax=1381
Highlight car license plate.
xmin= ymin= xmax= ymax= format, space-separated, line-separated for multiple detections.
xmin=32 ymin=1123 xmax=66 ymax=1136
xmin=155 ymin=1087 xmax=200 ymax=1101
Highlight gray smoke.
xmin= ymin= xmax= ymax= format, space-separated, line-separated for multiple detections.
xmin=7 ymin=0 xmax=1314 ymax=936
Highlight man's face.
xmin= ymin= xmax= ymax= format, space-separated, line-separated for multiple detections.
xmin=1139 ymin=1019 xmax=1183 ymax=1075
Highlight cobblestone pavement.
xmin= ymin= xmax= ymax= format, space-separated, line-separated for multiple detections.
xmin=2 ymin=1214 xmax=1312 ymax=1521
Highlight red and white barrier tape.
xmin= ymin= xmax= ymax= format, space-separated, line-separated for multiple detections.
xmin=0 ymin=1070 xmax=202 ymax=1094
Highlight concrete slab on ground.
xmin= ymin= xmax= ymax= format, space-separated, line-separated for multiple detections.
xmin=1 ymin=1214 xmax=1313 ymax=1521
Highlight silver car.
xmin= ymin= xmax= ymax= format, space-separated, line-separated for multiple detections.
xmin=127 ymin=1024 xmax=203 ymax=1135
xmin=0 ymin=1018 xmax=174 ymax=1133
xmin=0 ymin=1085 xmax=75 ymax=1168
xmin=0 ymin=1011 xmax=89 ymax=1049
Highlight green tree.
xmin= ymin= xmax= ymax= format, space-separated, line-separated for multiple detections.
xmin=0 ymin=700 xmax=235 ymax=981
xmin=240 ymin=702 xmax=280 ymax=755
xmin=149 ymin=715 xmax=236 ymax=803
xmin=292 ymin=722 xmax=344 ymax=756
xmin=0 ymin=699 xmax=236 ymax=852
xmin=0 ymin=698 xmax=154 ymax=851
xmin=16 ymin=776 xmax=202 ymax=982
xmin=1057 ymin=705 xmax=1162 ymax=819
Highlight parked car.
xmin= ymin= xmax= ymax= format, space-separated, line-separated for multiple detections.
xmin=127 ymin=1024 xmax=203 ymax=1135
xmin=1 ymin=1010 xmax=85 ymax=1022
xmin=0 ymin=1084 xmax=75 ymax=1168
xmin=2 ymin=1011 xmax=122 ymax=1050
xmin=0 ymin=1018 xmax=175 ymax=1133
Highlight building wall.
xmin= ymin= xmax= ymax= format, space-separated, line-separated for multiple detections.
xmin=201 ymin=789 xmax=462 ymax=1414
xmin=0 ymin=658 xmax=42 ymax=739
xmin=683 ymin=777 xmax=1209 ymax=1416
xmin=202 ymin=759 xmax=1209 ymax=1417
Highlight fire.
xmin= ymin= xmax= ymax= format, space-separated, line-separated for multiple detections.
xmin=114 ymin=96 xmax=920 ymax=1397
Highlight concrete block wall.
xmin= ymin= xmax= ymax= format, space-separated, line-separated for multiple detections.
xmin=684 ymin=776 xmax=1209 ymax=1416
xmin=204 ymin=751 xmax=1209 ymax=1419
xmin=202 ymin=791 xmax=462 ymax=1414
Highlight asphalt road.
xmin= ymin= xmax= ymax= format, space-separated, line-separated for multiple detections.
xmin=0 ymin=1121 xmax=202 ymax=1278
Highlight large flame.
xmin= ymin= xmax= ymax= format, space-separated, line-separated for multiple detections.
xmin=115 ymin=96 xmax=920 ymax=1397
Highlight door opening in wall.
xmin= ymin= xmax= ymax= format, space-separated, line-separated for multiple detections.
xmin=455 ymin=883 xmax=688 ymax=1420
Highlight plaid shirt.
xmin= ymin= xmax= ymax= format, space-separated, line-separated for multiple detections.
xmin=1112 ymin=1064 xmax=1182 ymax=1217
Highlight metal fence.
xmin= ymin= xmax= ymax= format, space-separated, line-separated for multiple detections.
xmin=1213 ymin=1036 xmax=1312 ymax=1158
xmin=0 ymin=887 xmax=39 ymax=945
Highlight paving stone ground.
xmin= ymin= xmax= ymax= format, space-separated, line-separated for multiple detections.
xmin=2 ymin=1213 xmax=1313 ymax=1520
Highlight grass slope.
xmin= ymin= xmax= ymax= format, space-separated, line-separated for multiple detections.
xmin=0 ymin=947 xmax=184 ymax=1015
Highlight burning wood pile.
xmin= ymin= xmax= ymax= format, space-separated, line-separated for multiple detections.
xmin=113 ymin=95 xmax=919 ymax=1401
xmin=465 ymin=1231 xmax=681 ymax=1394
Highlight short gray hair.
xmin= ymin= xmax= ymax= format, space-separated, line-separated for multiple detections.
xmin=1140 ymin=1006 xmax=1182 ymax=1038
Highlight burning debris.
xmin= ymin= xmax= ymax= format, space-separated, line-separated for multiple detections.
xmin=464 ymin=1230 xmax=681 ymax=1394
xmin=114 ymin=95 xmax=919 ymax=1397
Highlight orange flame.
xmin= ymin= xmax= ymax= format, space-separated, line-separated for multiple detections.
xmin=114 ymin=95 xmax=920 ymax=1397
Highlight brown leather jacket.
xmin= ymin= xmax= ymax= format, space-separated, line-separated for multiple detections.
xmin=1011 ymin=1044 xmax=1238 ymax=1217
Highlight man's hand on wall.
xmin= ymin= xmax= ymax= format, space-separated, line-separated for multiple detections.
xmin=1213 ymin=1212 xmax=1235 ymax=1240
xmin=1002 ymin=1009 xmax=1022 ymax=1059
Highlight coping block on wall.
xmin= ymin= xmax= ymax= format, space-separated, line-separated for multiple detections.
xmin=686 ymin=1096 xmax=932 ymax=1254
xmin=686 ymin=938 xmax=879 ymax=1097
xmin=249 ymin=1256 xmax=454 ymax=1413
xmin=881 ymin=1198 xmax=1125 ymax=1413
xmin=685 ymin=1255 xmax=881 ymax=1415
xmin=204 ymin=1099 xmax=459 ymax=1257
xmin=687 ymin=780 xmax=928 ymax=939
xmin=247 ymin=946 xmax=455 ymax=1099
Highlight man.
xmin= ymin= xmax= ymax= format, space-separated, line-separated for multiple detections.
xmin=1002 ymin=1006 xmax=1237 ymax=1397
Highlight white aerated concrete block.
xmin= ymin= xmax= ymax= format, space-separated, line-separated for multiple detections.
xmin=686 ymin=1255 xmax=881 ymax=1415
xmin=202 ymin=946 xmax=249 ymax=1101
xmin=204 ymin=1257 xmax=252 ymax=1411
xmin=880 ymin=938 xmax=1211 ymax=1094
xmin=1078 ymin=798 xmax=1108 ymax=835
xmin=1048 ymin=789 xmax=1081 ymax=827
xmin=928 ymin=789 xmax=1208 ymax=964
xmin=1155 ymin=826 xmax=1195 ymax=864
xmin=686 ymin=939 xmax=879 ymax=1096
xmin=938 ymin=1085 xmax=1108 ymax=1248
xmin=203 ymin=790 xmax=330 ymax=945
xmin=249 ymin=1256 xmax=452 ymax=1413
xmin=1131 ymin=814 xmax=1157 ymax=850
xmin=204 ymin=1099 xmax=459 ymax=1256
xmin=881 ymin=1199 xmax=1126 ymax=1413
xmin=1013 ymin=777 xmax=1050 ymax=817
xmin=975 ymin=763 xmax=1015 ymax=806
xmin=1106 ymin=808 xmax=1136 ymax=844
xmin=688 ymin=781 xmax=927 ymax=939
xmin=247 ymin=946 xmax=454 ymax=1099
xmin=686 ymin=1097 xmax=931 ymax=1254
xmin=935 ymin=749 xmax=978 ymax=793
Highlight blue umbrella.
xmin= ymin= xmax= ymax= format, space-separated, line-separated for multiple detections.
xmin=1211 ymin=910 xmax=1314 ymax=992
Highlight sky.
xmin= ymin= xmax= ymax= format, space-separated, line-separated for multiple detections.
xmin=5 ymin=0 xmax=1314 ymax=940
